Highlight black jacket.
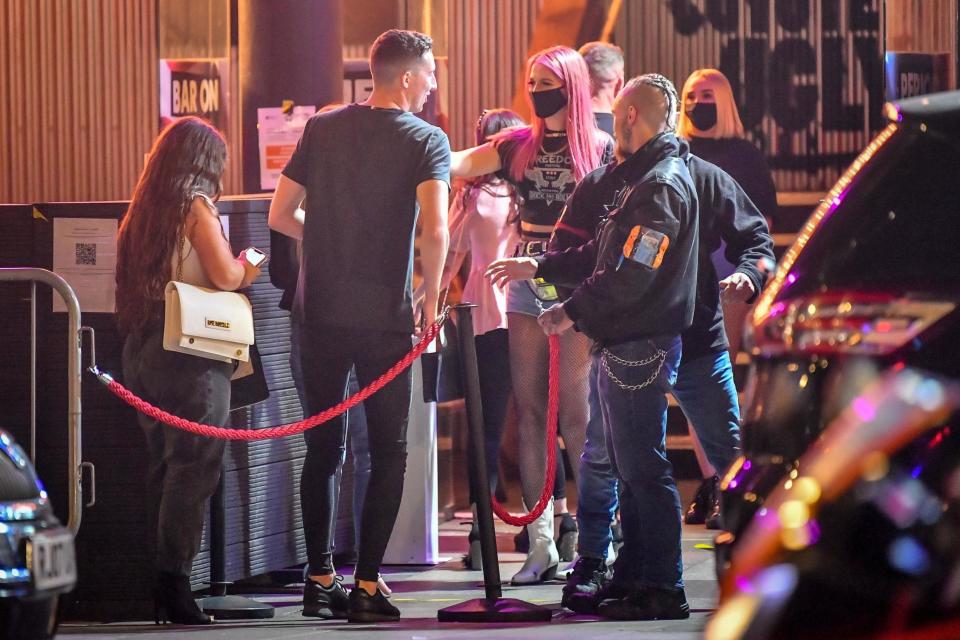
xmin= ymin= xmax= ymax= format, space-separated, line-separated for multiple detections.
xmin=536 ymin=133 xmax=699 ymax=346
xmin=548 ymin=138 xmax=774 ymax=359
xmin=681 ymin=141 xmax=775 ymax=359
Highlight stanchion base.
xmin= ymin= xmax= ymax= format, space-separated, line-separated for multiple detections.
xmin=438 ymin=597 xmax=552 ymax=623
xmin=198 ymin=595 xmax=276 ymax=620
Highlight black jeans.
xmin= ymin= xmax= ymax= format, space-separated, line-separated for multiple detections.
xmin=122 ymin=324 xmax=231 ymax=577
xmin=469 ymin=328 xmax=511 ymax=503
xmin=296 ymin=319 xmax=412 ymax=582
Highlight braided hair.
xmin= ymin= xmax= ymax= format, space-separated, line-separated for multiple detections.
xmin=624 ymin=73 xmax=679 ymax=133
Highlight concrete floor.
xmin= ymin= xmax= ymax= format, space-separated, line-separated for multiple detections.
xmin=58 ymin=514 xmax=717 ymax=640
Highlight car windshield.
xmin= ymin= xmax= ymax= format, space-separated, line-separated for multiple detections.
xmin=783 ymin=127 xmax=960 ymax=298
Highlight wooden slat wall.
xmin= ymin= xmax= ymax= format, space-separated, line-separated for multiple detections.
xmin=0 ymin=0 xmax=159 ymax=203
xmin=887 ymin=0 xmax=957 ymax=85
xmin=445 ymin=0 xmax=543 ymax=150
xmin=613 ymin=0 xmax=887 ymax=193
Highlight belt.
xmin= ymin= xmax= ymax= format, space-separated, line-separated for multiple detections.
xmin=515 ymin=240 xmax=548 ymax=257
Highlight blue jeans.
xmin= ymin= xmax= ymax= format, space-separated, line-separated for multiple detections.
xmin=598 ymin=336 xmax=683 ymax=590
xmin=672 ymin=349 xmax=741 ymax=473
xmin=576 ymin=348 xmax=743 ymax=560
xmin=576 ymin=359 xmax=618 ymax=559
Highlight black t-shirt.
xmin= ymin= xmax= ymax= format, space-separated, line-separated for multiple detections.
xmin=594 ymin=112 xmax=614 ymax=137
xmin=282 ymin=104 xmax=451 ymax=333
xmin=496 ymin=132 xmax=576 ymax=237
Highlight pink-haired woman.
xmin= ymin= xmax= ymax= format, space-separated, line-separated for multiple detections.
xmin=451 ymin=45 xmax=612 ymax=585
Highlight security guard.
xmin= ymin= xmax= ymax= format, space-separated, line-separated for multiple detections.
xmin=487 ymin=74 xmax=699 ymax=620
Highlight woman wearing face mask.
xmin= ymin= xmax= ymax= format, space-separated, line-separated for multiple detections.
xmin=676 ymin=68 xmax=778 ymax=525
xmin=451 ymin=46 xmax=612 ymax=585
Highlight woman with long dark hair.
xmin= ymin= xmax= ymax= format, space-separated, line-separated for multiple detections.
xmin=116 ymin=116 xmax=260 ymax=625
xmin=451 ymin=46 xmax=612 ymax=584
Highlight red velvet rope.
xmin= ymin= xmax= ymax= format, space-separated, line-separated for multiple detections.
xmin=95 ymin=315 xmax=446 ymax=441
xmin=96 ymin=311 xmax=560 ymax=528
xmin=490 ymin=334 xmax=559 ymax=527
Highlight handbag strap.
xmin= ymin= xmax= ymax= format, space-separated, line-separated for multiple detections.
xmin=176 ymin=231 xmax=184 ymax=282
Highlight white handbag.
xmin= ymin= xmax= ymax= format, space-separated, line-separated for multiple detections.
xmin=163 ymin=281 xmax=254 ymax=364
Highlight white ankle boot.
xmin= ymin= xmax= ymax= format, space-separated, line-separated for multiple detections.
xmin=511 ymin=500 xmax=559 ymax=585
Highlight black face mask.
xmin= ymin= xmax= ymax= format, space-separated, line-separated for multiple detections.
xmin=531 ymin=87 xmax=567 ymax=119
xmin=687 ymin=102 xmax=718 ymax=131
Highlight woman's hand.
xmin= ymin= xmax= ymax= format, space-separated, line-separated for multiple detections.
xmin=485 ymin=257 xmax=538 ymax=288
xmin=237 ymin=251 xmax=262 ymax=288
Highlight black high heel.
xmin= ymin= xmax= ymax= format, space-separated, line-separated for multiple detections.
xmin=154 ymin=572 xmax=213 ymax=625
xmin=464 ymin=522 xmax=483 ymax=570
xmin=556 ymin=513 xmax=578 ymax=563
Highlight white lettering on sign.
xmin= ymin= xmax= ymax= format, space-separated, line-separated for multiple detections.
xmin=172 ymin=78 xmax=220 ymax=116
xmin=900 ymin=72 xmax=932 ymax=99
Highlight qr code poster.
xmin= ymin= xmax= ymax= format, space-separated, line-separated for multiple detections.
xmin=52 ymin=218 xmax=118 ymax=313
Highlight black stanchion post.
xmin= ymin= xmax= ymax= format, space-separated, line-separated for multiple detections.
xmin=438 ymin=304 xmax=552 ymax=623
xmin=197 ymin=466 xmax=275 ymax=619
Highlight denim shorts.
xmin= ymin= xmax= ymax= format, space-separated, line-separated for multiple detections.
xmin=506 ymin=279 xmax=561 ymax=317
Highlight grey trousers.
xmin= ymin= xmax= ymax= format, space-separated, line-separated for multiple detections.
xmin=122 ymin=323 xmax=231 ymax=577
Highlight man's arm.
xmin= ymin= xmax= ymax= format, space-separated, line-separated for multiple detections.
xmin=268 ymin=175 xmax=307 ymax=240
xmin=417 ymin=179 xmax=450 ymax=330
xmin=717 ymin=176 xmax=775 ymax=303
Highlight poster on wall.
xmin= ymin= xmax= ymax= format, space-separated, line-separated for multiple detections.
xmin=159 ymin=59 xmax=229 ymax=131
xmin=884 ymin=52 xmax=951 ymax=101
xmin=628 ymin=0 xmax=885 ymax=191
xmin=256 ymin=106 xmax=316 ymax=191
xmin=51 ymin=218 xmax=118 ymax=313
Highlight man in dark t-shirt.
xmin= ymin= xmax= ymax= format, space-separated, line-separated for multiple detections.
xmin=268 ymin=29 xmax=450 ymax=623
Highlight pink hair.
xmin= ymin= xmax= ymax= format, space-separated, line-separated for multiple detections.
xmin=494 ymin=46 xmax=608 ymax=183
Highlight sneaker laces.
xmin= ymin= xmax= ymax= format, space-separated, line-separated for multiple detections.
xmin=571 ymin=556 xmax=604 ymax=580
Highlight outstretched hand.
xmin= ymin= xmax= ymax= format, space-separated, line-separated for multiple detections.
xmin=485 ymin=257 xmax=539 ymax=288
xmin=537 ymin=304 xmax=574 ymax=336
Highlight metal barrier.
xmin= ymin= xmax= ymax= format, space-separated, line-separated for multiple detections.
xmin=0 ymin=267 xmax=93 ymax=534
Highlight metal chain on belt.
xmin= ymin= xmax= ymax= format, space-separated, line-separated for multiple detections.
xmin=600 ymin=347 xmax=667 ymax=391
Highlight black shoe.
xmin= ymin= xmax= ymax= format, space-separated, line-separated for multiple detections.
xmin=513 ymin=526 xmax=530 ymax=553
xmin=704 ymin=475 xmax=722 ymax=530
xmin=348 ymin=586 xmax=400 ymax=623
xmin=595 ymin=578 xmax=632 ymax=604
xmin=561 ymin=556 xmax=607 ymax=614
xmin=684 ymin=476 xmax=713 ymax=525
xmin=464 ymin=522 xmax=482 ymax=570
xmin=556 ymin=513 xmax=578 ymax=563
xmin=610 ymin=520 xmax=624 ymax=555
xmin=154 ymin=572 xmax=213 ymax=625
xmin=597 ymin=586 xmax=690 ymax=621
xmin=302 ymin=575 xmax=349 ymax=619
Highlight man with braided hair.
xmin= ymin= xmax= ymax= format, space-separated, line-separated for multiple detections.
xmin=488 ymin=74 xmax=698 ymax=620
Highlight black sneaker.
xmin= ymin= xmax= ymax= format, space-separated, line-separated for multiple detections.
xmin=684 ymin=477 xmax=712 ymax=525
xmin=703 ymin=475 xmax=722 ymax=530
xmin=348 ymin=587 xmax=400 ymax=623
xmin=597 ymin=586 xmax=690 ymax=621
xmin=302 ymin=575 xmax=349 ymax=619
xmin=561 ymin=556 xmax=607 ymax=614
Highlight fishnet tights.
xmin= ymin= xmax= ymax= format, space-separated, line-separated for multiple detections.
xmin=507 ymin=312 xmax=592 ymax=510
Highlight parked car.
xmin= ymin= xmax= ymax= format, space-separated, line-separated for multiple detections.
xmin=710 ymin=89 xmax=960 ymax=637
xmin=0 ymin=429 xmax=76 ymax=640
